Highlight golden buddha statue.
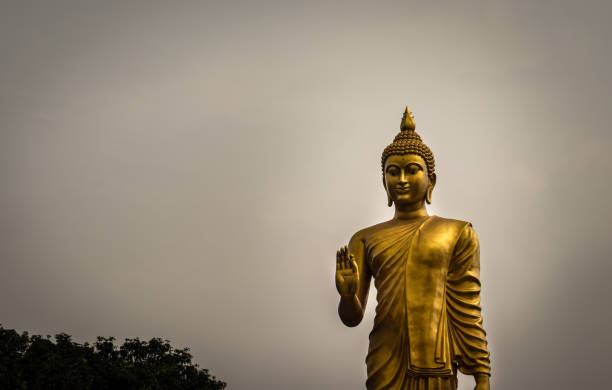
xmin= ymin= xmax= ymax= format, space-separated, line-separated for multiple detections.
xmin=335 ymin=107 xmax=491 ymax=390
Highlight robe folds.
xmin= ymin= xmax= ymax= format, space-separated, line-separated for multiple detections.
xmin=360 ymin=216 xmax=490 ymax=390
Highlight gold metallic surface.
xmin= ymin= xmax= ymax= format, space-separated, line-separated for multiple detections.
xmin=336 ymin=107 xmax=491 ymax=390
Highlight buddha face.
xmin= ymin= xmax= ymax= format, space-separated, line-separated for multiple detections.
xmin=383 ymin=154 xmax=435 ymax=207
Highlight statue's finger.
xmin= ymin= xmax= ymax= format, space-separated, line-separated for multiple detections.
xmin=340 ymin=250 xmax=348 ymax=269
xmin=343 ymin=246 xmax=349 ymax=268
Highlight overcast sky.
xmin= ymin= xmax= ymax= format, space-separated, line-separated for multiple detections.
xmin=1 ymin=1 xmax=611 ymax=389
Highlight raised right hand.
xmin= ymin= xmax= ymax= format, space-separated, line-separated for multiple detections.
xmin=336 ymin=245 xmax=359 ymax=297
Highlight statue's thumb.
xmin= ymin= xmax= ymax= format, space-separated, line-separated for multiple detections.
xmin=351 ymin=260 xmax=359 ymax=277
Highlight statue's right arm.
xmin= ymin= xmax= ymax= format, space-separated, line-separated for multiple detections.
xmin=337 ymin=232 xmax=371 ymax=327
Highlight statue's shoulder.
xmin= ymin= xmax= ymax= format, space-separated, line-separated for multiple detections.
xmin=429 ymin=215 xmax=472 ymax=229
xmin=349 ymin=220 xmax=396 ymax=243
xmin=425 ymin=215 xmax=474 ymax=238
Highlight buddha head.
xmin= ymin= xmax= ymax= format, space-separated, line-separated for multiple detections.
xmin=381 ymin=107 xmax=436 ymax=208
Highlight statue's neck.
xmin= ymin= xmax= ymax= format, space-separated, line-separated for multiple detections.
xmin=393 ymin=202 xmax=429 ymax=220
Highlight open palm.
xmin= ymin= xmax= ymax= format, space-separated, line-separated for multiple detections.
xmin=336 ymin=245 xmax=359 ymax=297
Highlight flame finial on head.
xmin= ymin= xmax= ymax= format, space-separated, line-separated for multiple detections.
xmin=400 ymin=106 xmax=416 ymax=131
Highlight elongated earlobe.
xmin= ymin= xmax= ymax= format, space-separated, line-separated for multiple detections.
xmin=383 ymin=177 xmax=393 ymax=207
xmin=425 ymin=173 xmax=436 ymax=204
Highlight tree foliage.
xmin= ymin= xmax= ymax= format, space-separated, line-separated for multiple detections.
xmin=0 ymin=325 xmax=226 ymax=390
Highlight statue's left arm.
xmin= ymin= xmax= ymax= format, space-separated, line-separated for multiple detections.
xmin=446 ymin=223 xmax=491 ymax=387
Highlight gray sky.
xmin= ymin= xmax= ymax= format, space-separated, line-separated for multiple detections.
xmin=1 ymin=1 xmax=611 ymax=389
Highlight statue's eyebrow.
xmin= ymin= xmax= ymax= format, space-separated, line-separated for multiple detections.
xmin=385 ymin=164 xmax=400 ymax=171
xmin=406 ymin=162 xmax=423 ymax=169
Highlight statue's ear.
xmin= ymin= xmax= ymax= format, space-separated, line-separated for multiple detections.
xmin=425 ymin=173 xmax=436 ymax=204
xmin=382 ymin=176 xmax=393 ymax=207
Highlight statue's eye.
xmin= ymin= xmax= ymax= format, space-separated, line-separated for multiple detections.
xmin=387 ymin=167 xmax=399 ymax=176
xmin=408 ymin=165 xmax=420 ymax=174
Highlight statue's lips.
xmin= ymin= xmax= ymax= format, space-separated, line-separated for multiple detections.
xmin=394 ymin=187 xmax=412 ymax=194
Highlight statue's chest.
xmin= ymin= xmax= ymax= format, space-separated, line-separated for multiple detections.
xmin=365 ymin=230 xmax=453 ymax=279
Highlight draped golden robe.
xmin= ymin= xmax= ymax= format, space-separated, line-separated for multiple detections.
xmin=359 ymin=216 xmax=490 ymax=390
